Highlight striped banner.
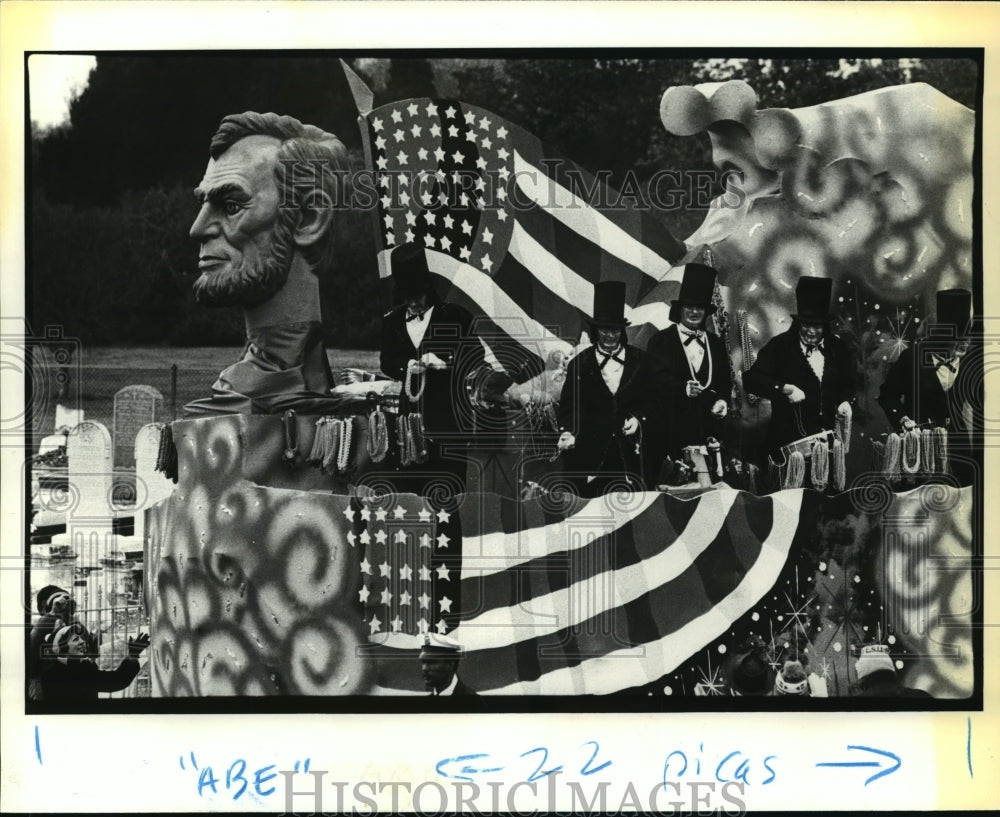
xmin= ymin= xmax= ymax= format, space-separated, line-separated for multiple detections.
xmin=349 ymin=80 xmax=689 ymax=366
xmin=354 ymin=488 xmax=808 ymax=695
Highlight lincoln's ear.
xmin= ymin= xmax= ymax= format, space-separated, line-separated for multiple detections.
xmin=293 ymin=193 xmax=335 ymax=249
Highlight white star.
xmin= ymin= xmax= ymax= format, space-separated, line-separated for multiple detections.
xmin=399 ymin=191 xmax=410 ymax=207
xmin=358 ymin=585 xmax=370 ymax=603
xmin=417 ymin=617 xmax=430 ymax=634
xmin=372 ymin=117 xmax=384 ymax=132
xmin=426 ymin=102 xmax=439 ymax=117
xmin=440 ymin=236 xmax=452 ymax=252
xmin=360 ymin=558 xmax=372 ymax=575
xmin=360 ymin=529 xmax=371 ymax=545
xmin=420 ymin=191 xmax=434 ymax=207
xmin=448 ymin=125 xmax=459 ymax=138
xmin=461 ymin=220 xmax=473 ymax=235
xmin=459 ymin=246 xmax=472 ymax=261
xmin=380 ymin=587 xmax=393 ymax=606
xmin=497 ymin=147 xmax=509 ymax=161
xmin=481 ymin=136 xmax=493 ymax=150
xmin=436 ymin=533 xmax=450 ymax=549
xmin=443 ymin=214 xmax=455 ymax=229
xmin=497 ymin=209 xmax=508 ymax=222
xmin=497 ymin=126 xmax=508 ymax=139
xmin=396 ymin=150 xmax=408 ymax=166
xmin=436 ymin=564 xmax=451 ymax=582
xmin=419 ymin=565 xmax=432 ymax=582
xmin=399 ymin=563 xmax=413 ymax=582
xmin=430 ymin=123 xmax=441 ymax=138
xmin=376 ymin=156 xmax=388 ymax=170
xmin=437 ymin=509 xmax=451 ymax=524
xmin=379 ymin=175 xmax=390 ymax=189
xmin=479 ymin=115 xmax=491 ymax=130
xmin=419 ymin=533 xmax=432 ymax=549
xmin=417 ymin=147 xmax=428 ymax=161
xmin=369 ymin=615 xmax=382 ymax=634
xmin=497 ymin=187 xmax=507 ymax=202
xmin=439 ymin=595 xmax=453 ymax=613
xmin=482 ymin=227 xmax=494 ymax=245
xmin=397 ymin=172 xmax=409 ymax=186
xmin=418 ymin=591 xmax=431 ymax=610
xmin=498 ymin=167 xmax=510 ymax=181
xmin=405 ymin=228 xmax=415 ymax=243
xmin=451 ymin=171 xmax=463 ymax=184
xmin=445 ymin=106 xmax=457 ymax=119
xmin=391 ymin=615 xmax=404 ymax=633
xmin=385 ymin=231 xmax=395 ymax=246
xmin=480 ymin=253 xmax=493 ymax=272
xmin=465 ymin=130 xmax=477 ymax=143
xmin=383 ymin=213 xmax=394 ymax=229
xmin=375 ymin=529 xmax=387 ymax=545
xmin=475 ymin=197 xmax=485 ymax=211
xmin=378 ymin=561 xmax=392 ymax=579
xmin=407 ymin=102 xmax=419 ymax=117
xmin=434 ymin=147 xmax=446 ymax=162
xmin=394 ymin=129 xmax=405 ymax=143
xmin=459 ymin=193 xmax=469 ymax=207
xmin=451 ymin=150 xmax=465 ymax=164
xmin=381 ymin=194 xmax=392 ymax=209
xmin=393 ymin=505 xmax=407 ymax=520
xmin=423 ymin=234 xmax=436 ymax=248
xmin=347 ymin=530 xmax=356 ymax=546
xmin=424 ymin=211 xmax=436 ymax=226
xmin=391 ymin=109 xmax=403 ymax=124
xmin=476 ymin=157 xmax=487 ymax=170
xmin=399 ymin=589 xmax=412 ymax=606
xmin=418 ymin=508 xmax=432 ymax=523
xmin=405 ymin=211 xmax=417 ymax=226
xmin=475 ymin=177 xmax=486 ymax=192
xmin=394 ymin=529 xmax=408 ymax=544
xmin=375 ymin=135 xmax=387 ymax=150
xmin=410 ymin=124 xmax=422 ymax=138
xmin=465 ymin=111 xmax=477 ymax=125
xmin=436 ymin=619 xmax=449 ymax=634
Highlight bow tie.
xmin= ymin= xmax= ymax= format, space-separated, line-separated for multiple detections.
xmin=681 ymin=329 xmax=705 ymax=348
xmin=935 ymin=356 xmax=957 ymax=373
xmin=803 ymin=342 xmax=824 ymax=355
xmin=597 ymin=348 xmax=625 ymax=369
xmin=406 ymin=308 xmax=427 ymax=322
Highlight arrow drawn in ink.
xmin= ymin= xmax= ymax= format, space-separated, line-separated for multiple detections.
xmin=35 ymin=725 xmax=42 ymax=765
xmin=815 ymin=745 xmax=901 ymax=786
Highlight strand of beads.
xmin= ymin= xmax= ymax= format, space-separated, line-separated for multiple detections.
xmin=405 ymin=360 xmax=426 ymax=402
xmin=920 ymin=428 xmax=935 ymax=474
xmin=367 ymin=406 xmax=389 ymax=463
xmin=901 ymin=428 xmax=922 ymax=474
xmin=831 ymin=437 xmax=846 ymax=492
xmin=410 ymin=413 xmax=428 ymax=464
xmin=934 ymin=427 xmax=949 ymax=475
xmin=307 ymin=417 xmax=329 ymax=464
xmin=836 ymin=409 xmax=852 ymax=454
xmin=337 ymin=418 xmax=353 ymax=472
xmin=783 ymin=450 xmax=806 ymax=489
xmin=882 ymin=433 xmax=902 ymax=484
xmin=810 ymin=438 xmax=829 ymax=491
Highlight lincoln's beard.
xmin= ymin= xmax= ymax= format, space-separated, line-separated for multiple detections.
xmin=192 ymin=218 xmax=294 ymax=309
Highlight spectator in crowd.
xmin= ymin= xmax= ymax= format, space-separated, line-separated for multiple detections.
xmin=419 ymin=633 xmax=477 ymax=696
xmin=40 ymin=622 xmax=149 ymax=703
xmin=853 ymin=644 xmax=933 ymax=699
xmin=28 ymin=585 xmax=74 ymax=701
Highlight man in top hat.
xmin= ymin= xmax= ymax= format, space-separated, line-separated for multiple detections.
xmin=853 ymin=644 xmax=932 ymax=698
xmin=419 ymin=633 xmax=477 ymax=696
xmin=39 ymin=621 xmax=150 ymax=703
xmin=556 ymin=281 xmax=655 ymax=497
xmin=743 ymin=276 xmax=856 ymax=459
xmin=646 ymin=263 xmax=732 ymax=475
xmin=878 ymin=288 xmax=979 ymax=485
xmin=380 ymin=243 xmax=488 ymax=488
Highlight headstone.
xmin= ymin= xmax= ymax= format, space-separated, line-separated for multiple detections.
xmin=128 ymin=423 xmax=175 ymax=548
xmin=113 ymin=386 xmax=164 ymax=468
xmin=55 ymin=403 xmax=85 ymax=432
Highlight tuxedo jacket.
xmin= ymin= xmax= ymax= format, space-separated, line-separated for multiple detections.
xmin=743 ymin=328 xmax=856 ymax=455
xmin=380 ymin=299 xmax=485 ymax=439
xmin=557 ymin=344 xmax=654 ymax=480
xmin=647 ymin=324 xmax=732 ymax=456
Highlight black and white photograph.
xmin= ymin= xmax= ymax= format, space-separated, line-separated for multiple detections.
xmin=2 ymin=2 xmax=997 ymax=813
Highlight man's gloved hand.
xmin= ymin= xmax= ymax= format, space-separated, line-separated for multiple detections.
xmin=711 ymin=399 xmax=728 ymax=418
xmin=557 ymin=431 xmax=576 ymax=451
xmin=420 ymin=352 xmax=448 ymax=369
xmin=686 ymin=380 xmax=704 ymax=398
xmin=782 ymin=384 xmax=806 ymax=404
xmin=127 ymin=633 xmax=150 ymax=660
xmin=837 ymin=401 xmax=852 ymax=417
xmin=900 ymin=415 xmax=916 ymax=432
xmin=622 ymin=416 xmax=639 ymax=436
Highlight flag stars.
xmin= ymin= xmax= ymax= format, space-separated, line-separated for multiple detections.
xmin=436 ymin=533 xmax=451 ymax=549
xmin=420 ymin=191 xmax=434 ymax=206
xmin=381 ymin=194 xmax=393 ymax=209
xmin=391 ymin=616 xmax=404 ymax=633
xmin=369 ymin=615 xmax=382 ymax=635
xmin=376 ymin=156 xmax=388 ymax=170
xmin=399 ymin=589 xmax=412 ymax=606
xmin=430 ymin=123 xmax=441 ymax=138
xmin=392 ymin=505 xmax=407 ymax=520
xmin=426 ymin=102 xmax=439 ymax=117
xmin=476 ymin=157 xmax=488 ymax=170
xmin=481 ymin=253 xmax=493 ymax=272
xmin=497 ymin=147 xmax=509 ymax=161
xmin=459 ymin=246 xmax=472 ymax=261
xmin=397 ymin=172 xmax=409 ymax=186
xmin=459 ymin=193 xmax=470 ymax=207
xmin=396 ymin=150 xmax=409 ymax=166
xmin=383 ymin=214 xmax=394 ymax=229
xmin=497 ymin=209 xmax=508 ymax=222
xmin=438 ymin=193 xmax=449 ymax=207
xmin=436 ymin=509 xmax=451 ymax=524
xmin=418 ymin=591 xmax=431 ymax=610
xmin=375 ymin=508 xmax=388 ymax=522
xmin=435 ymin=619 xmax=449 ymax=634
xmin=440 ymin=236 xmax=452 ymax=252
xmin=423 ymin=234 xmax=436 ymax=248
xmin=405 ymin=228 xmax=415 ymax=243
xmin=347 ymin=530 xmax=356 ymax=546
xmin=452 ymin=150 xmax=465 ymax=164
xmin=410 ymin=124 xmax=422 ymax=138
xmin=394 ymin=128 xmax=405 ymax=143
xmin=394 ymin=529 xmax=408 ymax=544
xmin=380 ymin=587 xmax=393 ymax=606
xmin=385 ymin=231 xmax=395 ymax=246
xmin=481 ymin=136 xmax=493 ymax=150
xmin=360 ymin=557 xmax=372 ymax=575
xmin=464 ymin=111 xmax=477 ymax=125
xmin=465 ymin=130 xmax=478 ymax=143
xmin=434 ymin=147 xmax=446 ymax=162
xmin=417 ymin=618 xmax=430 ymax=634
xmin=399 ymin=191 xmax=411 ymax=207
xmin=407 ymin=102 xmax=419 ymax=117
xmin=379 ymin=175 xmax=391 ymax=189
xmin=378 ymin=561 xmax=392 ymax=579
xmin=399 ymin=563 xmax=413 ymax=582
xmin=417 ymin=147 xmax=429 ymax=161
xmin=497 ymin=126 xmax=508 ymax=139
xmin=405 ymin=211 xmax=417 ymax=226
xmin=419 ymin=565 xmax=432 ymax=582
xmin=375 ymin=135 xmax=387 ymax=150
xmin=360 ymin=529 xmax=371 ymax=545
xmin=424 ymin=211 xmax=437 ymax=226
xmin=445 ymin=105 xmax=457 ymax=119
xmin=475 ymin=178 xmax=486 ymax=192
xmin=419 ymin=533 xmax=432 ymax=549
xmin=497 ymin=187 xmax=508 ymax=202
xmin=436 ymin=564 xmax=451 ymax=582
xmin=391 ymin=109 xmax=403 ymax=124
xmin=448 ymin=125 xmax=460 ymax=138
xmin=482 ymin=227 xmax=494 ymax=245
xmin=372 ymin=117 xmax=384 ymax=132
xmin=498 ymin=167 xmax=510 ymax=181
xmin=375 ymin=529 xmax=387 ymax=545
xmin=358 ymin=585 xmax=370 ymax=603
xmin=461 ymin=219 xmax=473 ymax=235
xmin=438 ymin=596 xmax=453 ymax=613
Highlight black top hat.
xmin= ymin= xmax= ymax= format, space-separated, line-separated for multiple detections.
xmin=669 ymin=263 xmax=719 ymax=324
xmin=590 ymin=281 xmax=630 ymax=328
xmin=390 ymin=242 xmax=433 ymax=298
xmin=791 ymin=276 xmax=834 ymax=323
xmin=935 ymin=289 xmax=972 ymax=338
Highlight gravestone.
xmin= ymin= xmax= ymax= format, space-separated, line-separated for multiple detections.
xmin=113 ymin=386 xmax=164 ymax=469
xmin=127 ymin=423 xmax=175 ymax=548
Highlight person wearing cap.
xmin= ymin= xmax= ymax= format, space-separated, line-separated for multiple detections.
xmin=771 ymin=659 xmax=811 ymax=697
xmin=39 ymin=621 xmax=150 ymax=703
xmin=647 ymin=263 xmax=732 ymax=473
xmin=853 ymin=644 xmax=932 ymax=698
xmin=726 ymin=639 xmax=772 ymax=696
xmin=419 ymin=633 xmax=477 ymax=696
xmin=556 ymin=281 xmax=655 ymax=497
xmin=743 ymin=276 xmax=856 ymax=459
xmin=27 ymin=585 xmax=75 ymax=701
xmin=878 ymin=288 xmax=979 ymax=486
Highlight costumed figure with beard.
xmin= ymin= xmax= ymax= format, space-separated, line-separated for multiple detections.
xmin=380 ymin=243 xmax=487 ymax=494
xmin=646 ymin=263 xmax=731 ymax=483
xmin=743 ymin=276 xmax=856 ymax=472
xmin=39 ymin=622 xmax=149 ymax=704
xmin=555 ymin=281 xmax=654 ymax=497
xmin=184 ymin=112 xmax=349 ymax=415
xmin=877 ymin=289 xmax=979 ymax=487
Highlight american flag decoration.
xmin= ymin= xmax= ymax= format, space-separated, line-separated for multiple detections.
xmin=344 ymin=61 xmax=690 ymax=373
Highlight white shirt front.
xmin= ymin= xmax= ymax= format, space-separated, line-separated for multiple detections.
xmin=406 ymin=305 xmax=434 ymax=351
xmin=932 ymin=351 xmax=962 ymax=392
xmin=801 ymin=341 xmax=825 ymax=381
xmin=596 ymin=346 xmax=625 ymax=394
xmin=679 ymin=327 xmax=706 ymax=377
xmin=430 ymin=674 xmax=459 ymax=696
